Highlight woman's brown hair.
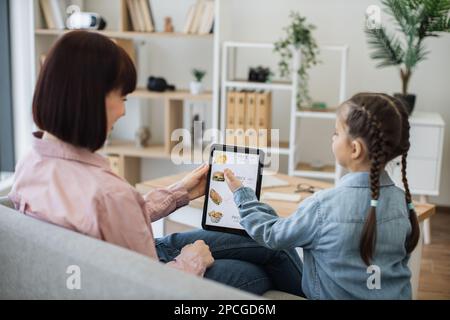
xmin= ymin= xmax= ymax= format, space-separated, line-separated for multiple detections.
xmin=33 ymin=31 xmax=136 ymax=151
xmin=338 ymin=92 xmax=420 ymax=265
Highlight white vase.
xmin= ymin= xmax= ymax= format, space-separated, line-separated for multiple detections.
xmin=190 ymin=81 xmax=204 ymax=95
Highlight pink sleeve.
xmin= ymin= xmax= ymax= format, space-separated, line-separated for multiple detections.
xmin=99 ymin=190 xmax=158 ymax=259
xmin=142 ymin=184 xmax=190 ymax=222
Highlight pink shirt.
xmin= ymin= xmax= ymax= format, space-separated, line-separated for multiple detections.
xmin=8 ymin=132 xmax=205 ymax=276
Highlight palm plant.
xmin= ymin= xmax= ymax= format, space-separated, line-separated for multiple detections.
xmin=365 ymin=0 xmax=450 ymax=111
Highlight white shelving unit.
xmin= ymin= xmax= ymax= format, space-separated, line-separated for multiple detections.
xmin=220 ymin=41 xmax=349 ymax=183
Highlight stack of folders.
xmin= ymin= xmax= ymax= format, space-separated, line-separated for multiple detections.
xmin=126 ymin=0 xmax=155 ymax=32
xmin=225 ymin=90 xmax=272 ymax=148
xmin=183 ymin=0 xmax=215 ymax=35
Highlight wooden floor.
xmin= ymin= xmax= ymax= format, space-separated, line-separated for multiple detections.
xmin=418 ymin=211 xmax=450 ymax=300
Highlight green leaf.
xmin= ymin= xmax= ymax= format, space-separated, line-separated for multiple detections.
xmin=365 ymin=26 xmax=404 ymax=68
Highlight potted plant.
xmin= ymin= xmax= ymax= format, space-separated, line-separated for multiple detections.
xmin=274 ymin=11 xmax=320 ymax=109
xmin=190 ymin=69 xmax=206 ymax=95
xmin=365 ymin=0 xmax=450 ymax=114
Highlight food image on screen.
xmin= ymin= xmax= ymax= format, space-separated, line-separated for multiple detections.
xmin=208 ymin=211 xmax=223 ymax=223
xmin=212 ymin=171 xmax=225 ymax=182
xmin=214 ymin=153 xmax=227 ymax=164
xmin=209 ymin=188 xmax=222 ymax=205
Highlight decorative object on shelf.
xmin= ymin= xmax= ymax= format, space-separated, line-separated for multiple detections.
xmin=274 ymin=11 xmax=320 ymax=109
xmin=311 ymin=101 xmax=327 ymax=110
xmin=248 ymin=66 xmax=273 ymax=83
xmin=147 ymin=76 xmax=176 ymax=92
xmin=65 ymin=5 xmax=107 ymax=30
xmin=164 ymin=17 xmax=174 ymax=33
xmin=135 ymin=126 xmax=151 ymax=148
xmin=190 ymin=69 xmax=206 ymax=95
xmin=365 ymin=0 xmax=450 ymax=114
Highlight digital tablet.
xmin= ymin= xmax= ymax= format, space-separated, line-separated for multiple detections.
xmin=202 ymin=144 xmax=264 ymax=236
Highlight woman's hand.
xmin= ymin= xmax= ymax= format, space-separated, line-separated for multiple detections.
xmin=224 ymin=168 xmax=243 ymax=193
xmin=178 ymin=163 xmax=209 ymax=201
xmin=179 ymin=240 xmax=214 ymax=269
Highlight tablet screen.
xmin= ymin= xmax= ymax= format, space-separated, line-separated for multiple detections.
xmin=204 ymin=148 xmax=261 ymax=231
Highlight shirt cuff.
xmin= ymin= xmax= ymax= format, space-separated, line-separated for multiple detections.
xmin=233 ymin=186 xmax=258 ymax=207
xmin=167 ymin=183 xmax=190 ymax=208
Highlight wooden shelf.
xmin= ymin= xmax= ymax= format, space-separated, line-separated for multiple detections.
xmin=35 ymin=29 xmax=214 ymax=40
xmin=296 ymin=107 xmax=337 ymax=119
xmin=130 ymin=88 xmax=213 ymax=101
xmin=100 ymin=140 xmax=169 ymax=159
xmin=100 ymin=140 xmax=206 ymax=162
xmin=225 ymin=80 xmax=293 ymax=91
xmin=293 ymin=162 xmax=336 ymax=180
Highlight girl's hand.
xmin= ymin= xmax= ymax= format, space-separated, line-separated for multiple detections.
xmin=178 ymin=163 xmax=209 ymax=201
xmin=224 ymin=168 xmax=243 ymax=193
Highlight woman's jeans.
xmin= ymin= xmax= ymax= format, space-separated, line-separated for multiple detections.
xmin=155 ymin=229 xmax=304 ymax=296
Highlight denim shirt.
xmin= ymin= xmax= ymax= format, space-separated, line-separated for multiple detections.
xmin=233 ymin=171 xmax=412 ymax=300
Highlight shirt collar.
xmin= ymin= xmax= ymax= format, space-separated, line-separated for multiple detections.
xmin=337 ymin=170 xmax=395 ymax=188
xmin=32 ymin=131 xmax=110 ymax=170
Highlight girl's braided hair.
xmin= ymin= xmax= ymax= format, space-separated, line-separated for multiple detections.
xmin=338 ymin=93 xmax=420 ymax=265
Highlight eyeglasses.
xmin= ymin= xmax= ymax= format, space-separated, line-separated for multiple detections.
xmin=294 ymin=183 xmax=323 ymax=194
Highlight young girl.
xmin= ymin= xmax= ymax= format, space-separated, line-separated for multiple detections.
xmin=224 ymin=92 xmax=420 ymax=299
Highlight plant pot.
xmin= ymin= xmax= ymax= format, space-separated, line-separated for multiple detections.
xmin=393 ymin=93 xmax=416 ymax=115
xmin=190 ymin=81 xmax=204 ymax=95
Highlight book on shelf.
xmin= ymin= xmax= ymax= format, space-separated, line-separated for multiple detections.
xmin=198 ymin=1 xmax=214 ymax=34
xmin=127 ymin=0 xmax=154 ymax=32
xmin=183 ymin=0 xmax=214 ymax=34
xmin=40 ymin=0 xmax=65 ymax=30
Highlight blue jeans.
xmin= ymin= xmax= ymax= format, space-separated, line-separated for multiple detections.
xmin=155 ymin=229 xmax=304 ymax=296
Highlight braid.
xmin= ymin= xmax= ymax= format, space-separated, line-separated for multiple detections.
xmin=359 ymin=109 xmax=386 ymax=265
xmin=401 ymin=152 xmax=420 ymax=253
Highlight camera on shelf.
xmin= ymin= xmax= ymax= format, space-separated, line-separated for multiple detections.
xmin=66 ymin=5 xmax=107 ymax=30
xmin=248 ymin=66 xmax=272 ymax=83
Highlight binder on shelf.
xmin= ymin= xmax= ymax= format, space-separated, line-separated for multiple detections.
xmin=40 ymin=0 xmax=56 ymax=29
xmin=255 ymin=91 xmax=272 ymax=148
xmin=234 ymin=91 xmax=247 ymax=146
xmin=225 ymin=90 xmax=236 ymax=145
xmin=245 ymin=91 xmax=257 ymax=147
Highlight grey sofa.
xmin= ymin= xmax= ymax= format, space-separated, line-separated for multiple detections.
xmin=0 ymin=197 xmax=302 ymax=300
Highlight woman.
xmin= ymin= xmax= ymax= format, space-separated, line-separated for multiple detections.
xmin=9 ymin=31 xmax=303 ymax=295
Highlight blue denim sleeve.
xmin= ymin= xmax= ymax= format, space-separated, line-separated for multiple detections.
xmin=233 ymin=186 xmax=322 ymax=250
